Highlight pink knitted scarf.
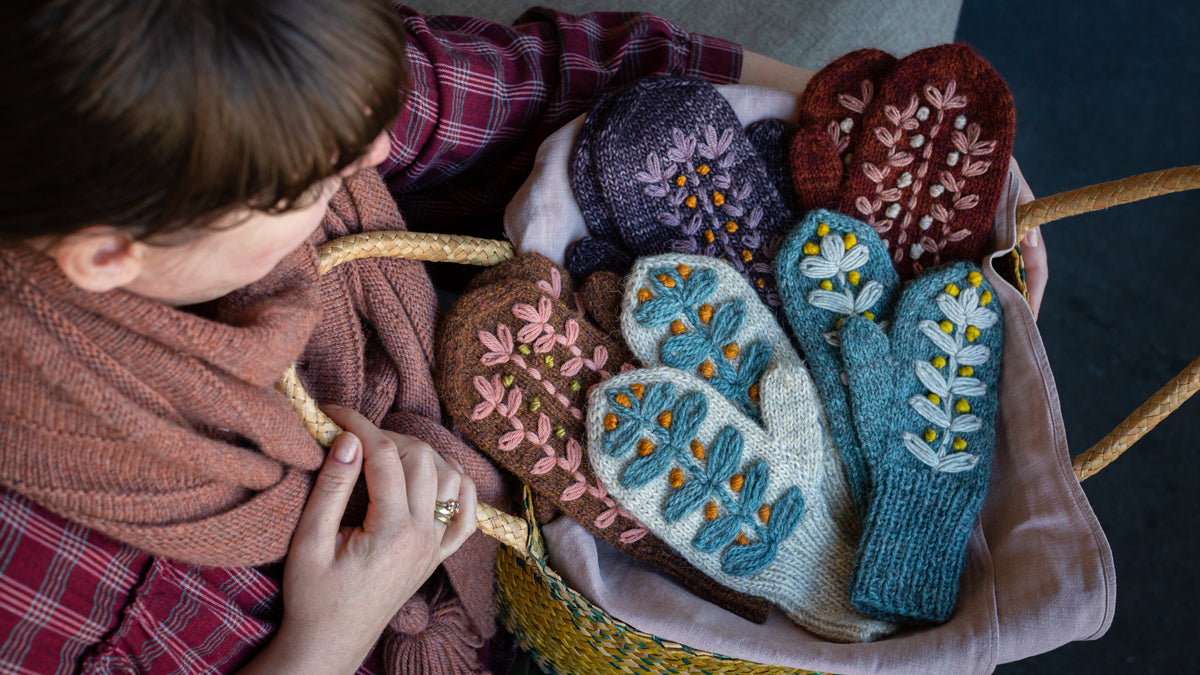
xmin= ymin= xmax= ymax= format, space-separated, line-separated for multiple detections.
xmin=0 ymin=169 xmax=504 ymax=674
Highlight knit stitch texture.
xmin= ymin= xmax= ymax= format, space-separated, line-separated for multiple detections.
xmin=567 ymin=76 xmax=790 ymax=309
xmin=839 ymin=44 xmax=1014 ymax=277
xmin=840 ymin=262 xmax=1004 ymax=623
xmin=436 ymin=253 xmax=772 ymax=623
xmin=590 ymin=253 xmax=894 ymax=642
xmin=775 ymin=209 xmax=901 ymax=518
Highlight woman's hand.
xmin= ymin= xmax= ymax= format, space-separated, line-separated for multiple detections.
xmin=240 ymin=406 xmax=476 ymax=674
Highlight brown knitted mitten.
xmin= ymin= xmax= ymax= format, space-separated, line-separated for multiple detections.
xmin=839 ymin=44 xmax=1015 ymax=278
xmin=437 ymin=254 xmax=772 ymax=623
xmin=791 ymin=48 xmax=899 ymax=212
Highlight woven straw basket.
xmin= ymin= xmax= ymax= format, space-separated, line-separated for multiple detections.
xmin=278 ymin=166 xmax=1200 ymax=675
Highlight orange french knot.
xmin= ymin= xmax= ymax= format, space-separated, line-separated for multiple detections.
xmin=676 ymin=264 xmax=691 ymax=279
xmin=657 ymin=410 xmax=673 ymax=429
xmin=698 ymin=304 xmax=714 ymax=323
xmin=723 ymin=343 xmax=740 ymax=359
xmin=637 ymin=288 xmax=653 ymax=302
xmin=729 ymin=475 xmax=744 ymax=491
xmin=748 ymin=384 xmax=760 ymax=401
xmin=705 ymin=502 xmax=719 ymax=520
xmin=699 ymin=361 xmax=715 ymax=378
xmin=735 ymin=532 xmax=750 ymax=546
xmin=614 ymin=393 xmax=632 ymax=407
xmin=758 ymin=504 xmax=772 ymax=523
xmin=725 ymin=221 xmax=738 ymax=233
xmin=670 ymin=319 xmax=687 ymax=335
xmin=629 ymin=383 xmax=646 ymax=399
xmin=656 ymin=274 xmax=676 ymax=288
xmin=668 ymin=468 xmax=685 ymax=488
xmin=703 ymin=230 xmax=715 ymax=243
xmin=690 ymin=440 xmax=706 ymax=460
xmin=637 ymin=439 xmax=654 ymax=456
xmin=604 ymin=413 xmax=618 ymax=431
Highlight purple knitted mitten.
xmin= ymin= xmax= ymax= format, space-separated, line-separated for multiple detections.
xmin=567 ymin=76 xmax=791 ymax=308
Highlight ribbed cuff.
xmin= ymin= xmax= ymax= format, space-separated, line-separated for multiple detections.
xmin=849 ymin=474 xmax=987 ymax=624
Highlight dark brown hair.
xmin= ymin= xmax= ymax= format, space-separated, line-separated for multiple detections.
xmin=0 ymin=0 xmax=408 ymax=243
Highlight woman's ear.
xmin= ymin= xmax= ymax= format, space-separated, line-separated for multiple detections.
xmin=48 ymin=226 xmax=145 ymax=293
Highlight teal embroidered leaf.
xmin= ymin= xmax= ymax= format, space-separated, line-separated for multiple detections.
xmin=721 ymin=540 xmax=777 ymax=576
xmin=660 ymin=332 xmax=712 ymax=370
xmin=738 ymin=461 xmax=770 ymax=515
xmin=667 ymin=392 xmax=708 ymax=448
xmin=767 ymin=487 xmax=805 ymax=541
xmin=601 ymin=421 xmax=644 ymax=458
xmin=708 ymin=299 xmax=745 ymax=345
xmin=663 ymin=478 xmax=710 ymax=522
xmin=693 ymin=515 xmax=740 ymax=553
xmin=619 ymin=442 xmax=675 ymax=489
xmin=705 ymin=427 xmax=744 ymax=485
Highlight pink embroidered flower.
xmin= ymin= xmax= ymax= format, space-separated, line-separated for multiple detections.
xmin=478 ymin=324 xmax=515 ymax=366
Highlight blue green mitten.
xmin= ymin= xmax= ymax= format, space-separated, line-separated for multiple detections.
xmin=774 ymin=209 xmax=901 ymax=518
xmin=587 ymin=253 xmax=896 ymax=642
xmin=839 ymin=262 xmax=1003 ymax=623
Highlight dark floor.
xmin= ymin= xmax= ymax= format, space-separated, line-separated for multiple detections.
xmin=508 ymin=2 xmax=1200 ymax=673
xmin=957 ymin=1 xmax=1200 ymax=673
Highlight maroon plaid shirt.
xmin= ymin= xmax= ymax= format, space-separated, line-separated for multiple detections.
xmin=0 ymin=6 xmax=740 ymax=674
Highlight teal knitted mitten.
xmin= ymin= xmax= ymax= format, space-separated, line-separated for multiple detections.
xmin=588 ymin=254 xmax=895 ymax=642
xmin=840 ymin=262 xmax=1003 ymax=624
xmin=774 ymin=209 xmax=901 ymax=518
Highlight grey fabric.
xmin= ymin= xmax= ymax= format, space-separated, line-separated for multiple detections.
xmin=401 ymin=1 xmax=962 ymax=70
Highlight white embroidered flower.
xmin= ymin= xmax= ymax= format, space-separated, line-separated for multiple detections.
xmin=799 ymin=233 xmax=869 ymax=278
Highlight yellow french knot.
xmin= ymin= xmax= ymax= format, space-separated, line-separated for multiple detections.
xmin=699 ymin=361 xmax=715 ymax=378
xmin=637 ymin=439 xmax=654 ymax=456
xmin=965 ymin=326 xmax=981 ymax=342
xmin=968 ymin=271 xmax=983 ymax=287
xmin=940 ymin=320 xmax=954 ymax=333
xmin=725 ymin=221 xmax=738 ymax=233
xmin=802 ymin=242 xmax=820 ymax=256
xmin=668 ymin=468 xmax=684 ymax=488
xmin=637 ymin=288 xmax=653 ymax=302
xmin=723 ymin=343 xmax=740 ymax=359
xmin=703 ymin=230 xmax=715 ymax=243
xmin=698 ymin=304 xmax=714 ymax=323
xmin=741 ymin=249 xmax=753 ymax=262
xmin=670 ymin=319 xmax=687 ymax=335
xmin=604 ymin=413 xmax=618 ymax=431
xmin=676 ymin=175 xmax=687 ymax=187
xmin=758 ymin=504 xmax=772 ymax=523
xmin=629 ymin=383 xmax=646 ymax=399
xmin=843 ymin=233 xmax=857 ymax=249
xmin=656 ymin=274 xmax=676 ymax=288
xmin=955 ymin=399 xmax=971 ymax=413
xmin=685 ymin=196 xmax=698 ymax=208
xmin=676 ymin=264 xmax=691 ymax=279
xmin=657 ymin=410 xmax=673 ymax=429
xmin=712 ymin=191 xmax=725 ymax=206
xmin=953 ymin=437 xmax=967 ymax=451
xmin=817 ymin=222 xmax=830 ymax=236
xmin=819 ymin=280 xmax=833 ymax=291
xmin=924 ymin=428 xmax=937 ymax=442
xmin=690 ymin=440 xmax=706 ymax=460
xmin=848 ymin=270 xmax=861 ymax=286
xmin=614 ymin=393 xmax=632 ymax=408
xmin=729 ymin=475 xmax=744 ymax=491
xmin=697 ymin=164 xmax=711 ymax=175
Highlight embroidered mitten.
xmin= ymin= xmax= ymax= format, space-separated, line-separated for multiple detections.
xmin=567 ymin=76 xmax=790 ymax=309
xmin=592 ymin=253 xmax=895 ymax=642
xmin=840 ymin=262 xmax=1003 ymax=623
xmin=437 ymin=254 xmax=772 ymax=623
xmin=839 ymin=44 xmax=1015 ymax=277
xmin=588 ymin=364 xmax=893 ymax=642
xmin=745 ymin=117 xmax=798 ymax=214
xmin=791 ymin=48 xmax=899 ymax=212
xmin=775 ymin=209 xmax=900 ymax=518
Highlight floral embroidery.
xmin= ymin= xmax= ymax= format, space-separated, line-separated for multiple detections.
xmin=798 ymin=223 xmax=888 ymax=346
xmin=828 ymin=79 xmax=876 ymax=159
xmin=600 ymin=381 xmax=805 ymax=576
xmin=853 ymin=80 xmax=999 ymax=272
xmin=471 ymin=268 xmax=646 ymax=542
xmin=634 ymin=126 xmax=775 ymax=300
xmin=902 ymin=271 xmax=998 ymax=473
xmin=631 ymin=263 xmax=771 ymax=420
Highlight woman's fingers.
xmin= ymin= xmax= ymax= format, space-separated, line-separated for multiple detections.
xmin=440 ymin=469 xmax=477 ymax=558
xmin=323 ymin=406 xmax=408 ymax=532
xmin=290 ymin=430 xmax=362 ymax=562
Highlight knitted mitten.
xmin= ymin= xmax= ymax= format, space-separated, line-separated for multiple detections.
xmin=567 ymin=76 xmax=791 ymax=309
xmin=437 ymin=254 xmax=772 ymax=623
xmin=745 ymin=117 xmax=799 ymax=214
xmin=577 ymin=270 xmax=626 ymax=337
xmin=839 ymin=44 xmax=1015 ymax=278
xmin=791 ymin=48 xmax=899 ymax=212
xmin=590 ymin=253 xmax=895 ymax=642
xmin=774 ymin=209 xmax=900 ymax=518
xmin=840 ymin=262 xmax=1004 ymax=623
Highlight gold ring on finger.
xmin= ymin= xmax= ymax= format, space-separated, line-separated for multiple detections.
xmin=434 ymin=499 xmax=460 ymax=524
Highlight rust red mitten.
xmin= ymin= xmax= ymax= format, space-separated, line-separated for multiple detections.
xmin=839 ymin=44 xmax=1015 ymax=277
xmin=791 ymin=48 xmax=899 ymax=212
xmin=437 ymin=254 xmax=772 ymax=623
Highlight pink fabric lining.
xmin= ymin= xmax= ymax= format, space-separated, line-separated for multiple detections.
xmin=540 ymin=165 xmax=1115 ymax=673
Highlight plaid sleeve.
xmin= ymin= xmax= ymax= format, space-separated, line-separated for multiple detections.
xmin=381 ymin=5 xmax=743 ymax=239
xmin=0 ymin=489 xmax=384 ymax=674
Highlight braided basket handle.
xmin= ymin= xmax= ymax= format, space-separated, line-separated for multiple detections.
xmin=279 ymin=165 xmax=1200 ymax=551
